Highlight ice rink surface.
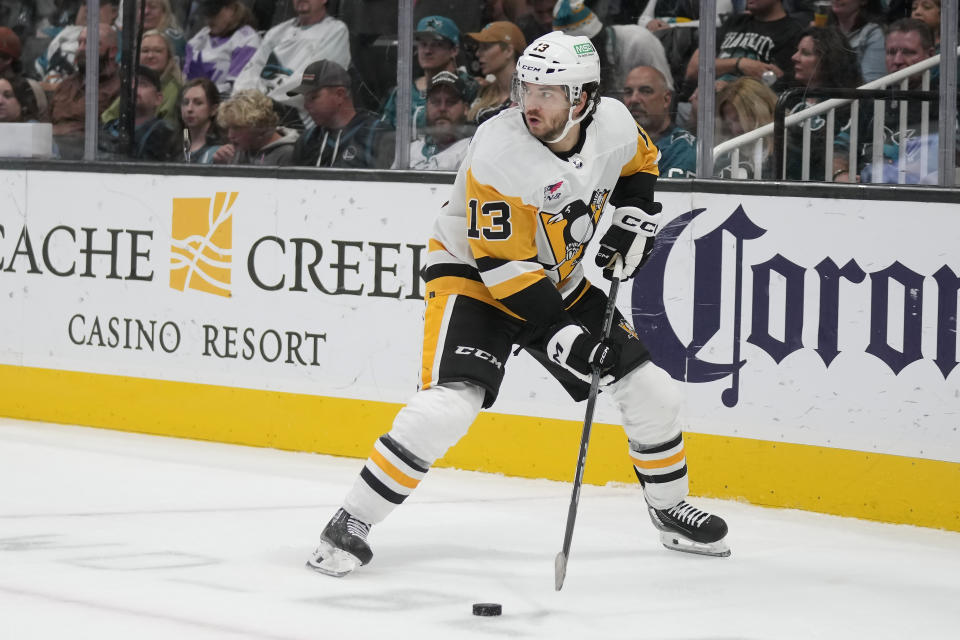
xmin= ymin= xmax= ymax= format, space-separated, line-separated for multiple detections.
xmin=1 ymin=417 xmax=958 ymax=640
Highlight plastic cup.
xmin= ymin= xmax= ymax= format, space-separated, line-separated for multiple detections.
xmin=813 ymin=1 xmax=830 ymax=27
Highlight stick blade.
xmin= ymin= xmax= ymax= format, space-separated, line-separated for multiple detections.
xmin=554 ymin=551 xmax=568 ymax=591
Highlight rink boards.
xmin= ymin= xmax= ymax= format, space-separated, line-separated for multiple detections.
xmin=0 ymin=168 xmax=958 ymax=531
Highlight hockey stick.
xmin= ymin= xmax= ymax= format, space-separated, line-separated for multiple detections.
xmin=555 ymin=260 xmax=623 ymax=591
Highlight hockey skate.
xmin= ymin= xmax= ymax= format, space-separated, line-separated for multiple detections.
xmin=647 ymin=500 xmax=731 ymax=557
xmin=306 ymin=508 xmax=373 ymax=577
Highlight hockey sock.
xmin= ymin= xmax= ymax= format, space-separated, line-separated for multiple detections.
xmin=343 ymin=434 xmax=430 ymax=525
xmin=342 ymin=383 xmax=484 ymax=524
xmin=629 ymin=433 xmax=690 ymax=509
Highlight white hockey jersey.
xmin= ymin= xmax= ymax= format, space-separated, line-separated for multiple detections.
xmin=425 ymin=97 xmax=659 ymax=323
xmin=233 ymin=16 xmax=350 ymax=111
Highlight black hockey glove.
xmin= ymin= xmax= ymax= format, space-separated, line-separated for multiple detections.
xmin=595 ymin=204 xmax=662 ymax=281
xmin=545 ymin=321 xmax=619 ymax=385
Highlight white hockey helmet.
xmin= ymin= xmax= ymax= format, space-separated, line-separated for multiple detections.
xmin=514 ymin=31 xmax=601 ymax=141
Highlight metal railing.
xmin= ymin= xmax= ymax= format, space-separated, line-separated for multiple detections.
xmin=712 ymin=48 xmax=957 ymax=183
xmin=772 ymin=86 xmax=942 ymax=183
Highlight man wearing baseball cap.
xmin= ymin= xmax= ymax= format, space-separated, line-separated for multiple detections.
xmin=401 ymin=70 xmax=474 ymax=172
xmin=232 ymin=0 xmax=350 ymax=129
xmin=289 ymin=60 xmax=389 ymax=168
xmin=463 ymin=21 xmax=526 ymax=124
xmin=100 ymin=66 xmax=176 ymax=161
xmin=379 ymin=15 xmax=477 ymax=131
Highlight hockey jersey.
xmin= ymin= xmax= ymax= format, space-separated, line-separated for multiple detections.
xmin=183 ymin=25 xmax=262 ymax=96
xmin=232 ymin=16 xmax=350 ymax=112
xmin=426 ymin=97 xmax=659 ymax=326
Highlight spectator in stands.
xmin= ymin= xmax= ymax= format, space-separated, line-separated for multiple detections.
xmin=140 ymin=30 xmax=183 ymax=124
xmin=637 ymin=1 xmax=736 ymax=31
xmin=552 ymin=0 xmax=673 ymax=97
xmin=621 ymin=65 xmax=697 ymax=178
xmin=140 ymin=0 xmax=187 ymax=60
xmin=684 ymin=0 xmax=803 ymax=91
xmin=0 ymin=75 xmax=40 ymax=122
xmin=784 ymin=27 xmax=862 ymax=180
xmin=715 ymin=77 xmax=778 ymax=178
xmin=883 ymin=17 xmax=937 ymax=86
xmin=213 ymin=88 xmax=299 ymax=165
xmin=833 ymin=18 xmax=939 ymax=182
xmin=402 ymin=70 xmax=473 ymax=171
xmin=288 ymin=59 xmax=387 ymax=168
xmin=910 ymin=0 xmax=940 ymax=46
xmin=381 ymin=15 xmax=478 ymax=132
xmin=884 ymin=0 xmax=912 ymax=22
xmin=464 ymin=21 xmax=525 ymax=125
xmin=0 ymin=26 xmax=22 ymax=77
xmin=178 ymin=77 xmax=224 ymax=163
xmin=606 ymin=0 xmax=734 ymax=26
xmin=100 ymin=65 xmax=176 ymax=161
xmin=49 ymin=24 xmax=121 ymax=158
xmin=517 ymin=0 xmax=555 ymax=44
xmin=823 ymin=0 xmax=886 ymax=82
xmin=233 ymin=0 xmax=349 ymax=129
xmin=183 ymin=0 xmax=261 ymax=97
xmin=101 ymin=30 xmax=182 ymax=127
xmin=34 ymin=0 xmax=120 ymax=87
xmin=482 ymin=0 xmax=530 ymax=23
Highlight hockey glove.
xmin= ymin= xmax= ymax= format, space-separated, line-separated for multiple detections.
xmin=595 ymin=204 xmax=662 ymax=281
xmin=545 ymin=322 xmax=619 ymax=385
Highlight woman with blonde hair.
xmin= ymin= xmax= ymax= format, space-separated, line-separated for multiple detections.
xmin=183 ymin=0 xmax=261 ymax=96
xmin=714 ymin=77 xmax=778 ymax=179
xmin=100 ymin=30 xmax=182 ymax=126
xmin=137 ymin=0 xmax=187 ymax=59
xmin=213 ymin=89 xmax=299 ymax=165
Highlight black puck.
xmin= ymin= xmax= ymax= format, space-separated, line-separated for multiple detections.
xmin=472 ymin=602 xmax=502 ymax=616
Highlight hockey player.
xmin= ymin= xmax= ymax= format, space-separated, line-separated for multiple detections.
xmin=308 ymin=31 xmax=730 ymax=578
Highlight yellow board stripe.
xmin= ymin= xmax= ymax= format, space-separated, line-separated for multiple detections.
xmin=0 ymin=364 xmax=957 ymax=532
xmin=369 ymin=447 xmax=421 ymax=489
xmin=630 ymin=446 xmax=685 ymax=470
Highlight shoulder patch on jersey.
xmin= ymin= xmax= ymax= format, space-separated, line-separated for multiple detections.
xmin=544 ymin=180 xmax=564 ymax=202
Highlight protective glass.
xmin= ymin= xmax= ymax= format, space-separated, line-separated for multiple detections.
xmin=512 ymin=79 xmax=571 ymax=113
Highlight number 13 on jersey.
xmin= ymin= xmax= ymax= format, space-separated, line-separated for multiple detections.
xmin=467 ymin=199 xmax=513 ymax=241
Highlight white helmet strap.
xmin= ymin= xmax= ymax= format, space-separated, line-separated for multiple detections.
xmin=542 ymin=86 xmax=590 ymax=144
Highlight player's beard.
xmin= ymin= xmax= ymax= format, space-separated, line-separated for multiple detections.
xmin=524 ymin=108 xmax=570 ymax=143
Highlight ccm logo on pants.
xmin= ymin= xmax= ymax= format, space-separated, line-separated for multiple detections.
xmin=455 ymin=346 xmax=503 ymax=370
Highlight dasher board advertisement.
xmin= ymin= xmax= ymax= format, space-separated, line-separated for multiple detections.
xmin=0 ymin=170 xmax=957 ymax=466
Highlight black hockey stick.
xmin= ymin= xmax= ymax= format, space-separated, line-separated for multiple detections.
xmin=555 ymin=260 xmax=623 ymax=591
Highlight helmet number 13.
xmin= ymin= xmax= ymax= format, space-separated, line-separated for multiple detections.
xmin=467 ymin=199 xmax=513 ymax=241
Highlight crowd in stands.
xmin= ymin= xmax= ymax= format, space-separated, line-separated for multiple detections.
xmin=0 ymin=0 xmax=954 ymax=183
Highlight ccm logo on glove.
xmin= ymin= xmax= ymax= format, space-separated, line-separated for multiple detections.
xmin=594 ymin=204 xmax=662 ymax=281
xmin=619 ymin=212 xmax=658 ymax=234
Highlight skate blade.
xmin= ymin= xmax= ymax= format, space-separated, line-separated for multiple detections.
xmin=305 ymin=540 xmax=362 ymax=577
xmin=659 ymin=531 xmax=731 ymax=558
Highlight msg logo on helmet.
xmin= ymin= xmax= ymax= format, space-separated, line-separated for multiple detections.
xmin=574 ymin=43 xmax=595 ymax=55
